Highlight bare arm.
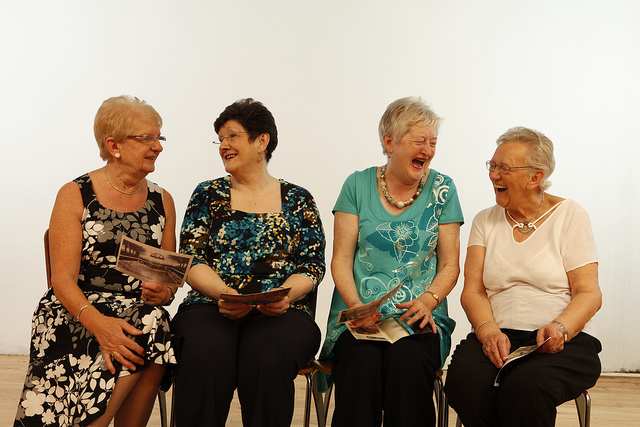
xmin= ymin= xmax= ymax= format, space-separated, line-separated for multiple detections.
xmin=49 ymin=182 xmax=144 ymax=374
xmin=536 ymin=262 xmax=601 ymax=353
xmin=461 ymin=245 xmax=510 ymax=367
xmin=331 ymin=211 xmax=381 ymax=327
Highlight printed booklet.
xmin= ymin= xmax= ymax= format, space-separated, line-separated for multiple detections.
xmin=115 ymin=235 xmax=193 ymax=287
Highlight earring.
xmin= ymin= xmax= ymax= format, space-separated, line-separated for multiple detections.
xmin=115 ymin=153 xmax=120 ymax=158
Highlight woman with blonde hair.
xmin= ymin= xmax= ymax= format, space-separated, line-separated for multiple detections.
xmin=15 ymin=95 xmax=177 ymax=427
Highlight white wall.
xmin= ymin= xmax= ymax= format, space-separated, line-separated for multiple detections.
xmin=1 ymin=0 xmax=638 ymax=372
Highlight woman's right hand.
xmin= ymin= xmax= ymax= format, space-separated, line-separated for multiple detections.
xmin=481 ymin=331 xmax=511 ymax=368
xmin=346 ymin=302 xmax=382 ymax=329
xmin=218 ymin=287 xmax=253 ymax=320
xmin=93 ymin=316 xmax=144 ymax=374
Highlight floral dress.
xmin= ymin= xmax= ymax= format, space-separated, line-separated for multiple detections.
xmin=14 ymin=174 xmax=177 ymax=427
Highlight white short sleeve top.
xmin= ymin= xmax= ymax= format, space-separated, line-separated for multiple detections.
xmin=468 ymin=199 xmax=598 ymax=338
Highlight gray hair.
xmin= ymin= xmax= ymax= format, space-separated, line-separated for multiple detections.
xmin=378 ymin=97 xmax=441 ymax=156
xmin=496 ymin=126 xmax=555 ymax=191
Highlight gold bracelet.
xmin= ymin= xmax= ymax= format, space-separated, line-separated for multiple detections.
xmin=77 ymin=304 xmax=91 ymax=322
xmin=425 ymin=290 xmax=439 ymax=304
xmin=475 ymin=320 xmax=496 ymax=333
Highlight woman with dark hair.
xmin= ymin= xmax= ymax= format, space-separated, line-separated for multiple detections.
xmin=171 ymin=98 xmax=326 ymax=426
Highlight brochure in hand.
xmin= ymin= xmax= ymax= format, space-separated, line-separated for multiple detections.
xmin=115 ymin=235 xmax=193 ymax=287
xmin=218 ymin=288 xmax=291 ymax=305
xmin=493 ymin=337 xmax=551 ymax=386
xmin=337 ymin=282 xmax=403 ymax=324
xmin=338 ymin=282 xmax=432 ymax=343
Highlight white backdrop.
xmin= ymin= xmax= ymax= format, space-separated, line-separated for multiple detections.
xmin=1 ymin=1 xmax=638 ymax=373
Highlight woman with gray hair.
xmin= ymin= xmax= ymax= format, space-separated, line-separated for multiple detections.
xmin=445 ymin=126 xmax=602 ymax=426
xmin=319 ymin=97 xmax=463 ymax=426
xmin=14 ymin=95 xmax=177 ymax=427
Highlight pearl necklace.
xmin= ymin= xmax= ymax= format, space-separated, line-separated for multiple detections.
xmin=104 ymin=167 xmax=141 ymax=195
xmin=379 ymin=166 xmax=426 ymax=209
xmin=506 ymin=192 xmax=545 ymax=234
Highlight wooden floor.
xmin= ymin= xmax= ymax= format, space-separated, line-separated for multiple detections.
xmin=3 ymin=354 xmax=639 ymax=426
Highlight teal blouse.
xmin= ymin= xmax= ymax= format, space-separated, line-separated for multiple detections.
xmin=319 ymin=167 xmax=463 ymax=389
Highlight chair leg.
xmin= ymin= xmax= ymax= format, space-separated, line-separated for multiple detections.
xmin=158 ymin=391 xmax=168 ymax=427
xmin=434 ymin=375 xmax=448 ymax=427
xmin=311 ymin=371 xmax=333 ymax=427
xmin=575 ymin=390 xmax=591 ymax=427
xmin=303 ymin=370 xmax=313 ymax=427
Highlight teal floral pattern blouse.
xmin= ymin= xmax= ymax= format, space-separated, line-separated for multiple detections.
xmin=320 ymin=167 xmax=463 ymax=378
xmin=178 ymin=177 xmax=326 ymax=316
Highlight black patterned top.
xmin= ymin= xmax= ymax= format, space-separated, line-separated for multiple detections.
xmin=178 ymin=177 xmax=326 ymax=316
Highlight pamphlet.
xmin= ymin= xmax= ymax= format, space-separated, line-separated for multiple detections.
xmin=337 ymin=282 xmax=403 ymax=324
xmin=218 ymin=288 xmax=291 ymax=305
xmin=337 ymin=282 xmax=431 ymax=343
xmin=346 ymin=317 xmax=411 ymax=343
xmin=115 ymin=235 xmax=193 ymax=287
xmin=493 ymin=337 xmax=551 ymax=386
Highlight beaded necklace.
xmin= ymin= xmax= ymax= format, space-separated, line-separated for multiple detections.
xmin=379 ymin=166 xmax=426 ymax=209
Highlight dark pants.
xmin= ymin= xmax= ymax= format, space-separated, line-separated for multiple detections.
xmin=445 ymin=329 xmax=602 ymax=427
xmin=171 ymin=304 xmax=321 ymax=427
xmin=331 ymin=329 xmax=441 ymax=427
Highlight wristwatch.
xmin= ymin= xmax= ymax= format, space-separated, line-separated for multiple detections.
xmin=425 ymin=290 xmax=439 ymax=305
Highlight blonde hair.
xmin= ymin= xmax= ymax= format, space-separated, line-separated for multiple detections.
xmin=497 ymin=126 xmax=555 ymax=191
xmin=94 ymin=95 xmax=162 ymax=161
xmin=378 ymin=97 xmax=441 ymax=156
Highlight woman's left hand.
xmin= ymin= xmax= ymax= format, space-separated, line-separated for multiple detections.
xmin=536 ymin=323 xmax=566 ymax=354
xmin=256 ymin=294 xmax=291 ymax=317
xmin=396 ymin=299 xmax=437 ymax=333
xmin=141 ymin=281 xmax=172 ymax=306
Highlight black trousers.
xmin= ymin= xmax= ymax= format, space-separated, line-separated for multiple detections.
xmin=171 ymin=304 xmax=321 ymax=427
xmin=330 ymin=330 xmax=441 ymax=427
xmin=445 ymin=329 xmax=602 ymax=427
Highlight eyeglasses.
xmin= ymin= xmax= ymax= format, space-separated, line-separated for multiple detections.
xmin=486 ymin=160 xmax=534 ymax=174
xmin=213 ymin=131 xmax=248 ymax=145
xmin=127 ymin=135 xmax=166 ymax=144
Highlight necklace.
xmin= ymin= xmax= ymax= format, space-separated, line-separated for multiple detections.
xmin=507 ymin=192 xmax=545 ymax=234
xmin=104 ymin=166 xmax=141 ymax=195
xmin=379 ymin=166 xmax=426 ymax=209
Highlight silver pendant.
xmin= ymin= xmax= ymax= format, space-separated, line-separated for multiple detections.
xmin=517 ymin=223 xmax=535 ymax=234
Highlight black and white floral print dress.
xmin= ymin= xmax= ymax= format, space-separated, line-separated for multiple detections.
xmin=14 ymin=174 xmax=177 ymax=427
